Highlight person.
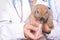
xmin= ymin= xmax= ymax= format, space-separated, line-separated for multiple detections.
xmin=0 ymin=0 xmax=43 ymax=40
xmin=1 ymin=0 xmax=60 ymax=40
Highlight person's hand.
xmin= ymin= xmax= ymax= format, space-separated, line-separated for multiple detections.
xmin=24 ymin=24 xmax=43 ymax=40
xmin=24 ymin=13 xmax=43 ymax=40
xmin=42 ymin=23 xmax=51 ymax=34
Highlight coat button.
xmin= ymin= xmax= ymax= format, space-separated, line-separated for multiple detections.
xmin=9 ymin=20 xmax=12 ymax=23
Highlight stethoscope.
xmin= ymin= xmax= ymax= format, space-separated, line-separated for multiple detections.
xmin=12 ymin=0 xmax=33 ymax=23
xmin=12 ymin=0 xmax=23 ymax=23
xmin=53 ymin=0 xmax=60 ymax=23
xmin=48 ymin=0 xmax=60 ymax=23
xmin=0 ymin=0 xmax=23 ymax=23
xmin=12 ymin=0 xmax=60 ymax=23
xmin=0 ymin=0 xmax=23 ymax=39
xmin=0 ymin=0 xmax=59 ymax=24
xmin=46 ymin=0 xmax=60 ymax=40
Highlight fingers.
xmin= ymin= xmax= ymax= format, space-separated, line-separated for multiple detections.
xmin=34 ymin=29 xmax=43 ymax=40
xmin=42 ymin=23 xmax=51 ymax=34
xmin=27 ymin=24 xmax=38 ymax=31
xmin=27 ymin=31 xmax=36 ymax=39
xmin=34 ymin=34 xmax=43 ymax=40
xmin=24 ymin=24 xmax=43 ymax=40
xmin=24 ymin=24 xmax=38 ymax=39
xmin=35 ymin=33 xmax=43 ymax=40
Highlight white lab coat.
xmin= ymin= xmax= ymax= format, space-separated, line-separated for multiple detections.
xmin=0 ymin=0 xmax=31 ymax=40
xmin=0 ymin=0 xmax=60 ymax=40
xmin=35 ymin=0 xmax=49 ymax=7
xmin=46 ymin=0 xmax=60 ymax=40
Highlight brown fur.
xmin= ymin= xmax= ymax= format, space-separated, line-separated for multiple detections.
xmin=25 ymin=4 xmax=54 ymax=40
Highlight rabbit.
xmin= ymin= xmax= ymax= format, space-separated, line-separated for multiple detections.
xmin=24 ymin=4 xmax=54 ymax=40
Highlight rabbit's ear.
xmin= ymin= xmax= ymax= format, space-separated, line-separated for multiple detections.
xmin=47 ymin=8 xmax=54 ymax=29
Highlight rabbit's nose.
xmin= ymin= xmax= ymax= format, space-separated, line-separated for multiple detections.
xmin=40 ymin=17 xmax=45 ymax=24
xmin=40 ymin=17 xmax=45 ymax=21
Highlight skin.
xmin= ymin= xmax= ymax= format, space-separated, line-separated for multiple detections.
xmin=24 ymin=13 xmax=51 ymax=40
xmin=24 ymin=24 xmax=43 ymax=40
xmin=24 ymin=14 xmax=43 ymax=40
xmin=24 ymin=22 xmax=51 ymax=40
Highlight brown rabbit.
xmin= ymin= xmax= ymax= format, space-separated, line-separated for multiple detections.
xmin=24 ymin=4 xmax=54 ymax=40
